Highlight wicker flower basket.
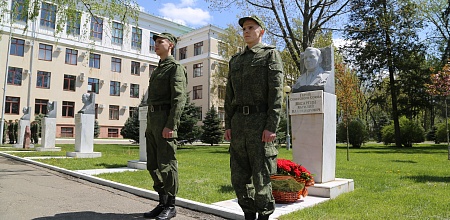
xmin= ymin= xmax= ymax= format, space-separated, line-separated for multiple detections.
xmin=270 ymin=175 xmax=302 ymax=203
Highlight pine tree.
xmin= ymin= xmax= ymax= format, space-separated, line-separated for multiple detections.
xmin=201 ymin=106 xmax=224 ymax=146
xmin=178 ymin=98 xmax=201 ymax=144
xmin=94 ymin=120 xmax=100 ymax=138
xmin=120 ymin=110 xmax=139 ymax=143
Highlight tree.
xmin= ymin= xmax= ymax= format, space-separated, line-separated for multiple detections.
xmin=94 ymin=120 xmax=100 ymax=138
xmin=177 ymin=98 xmax=201 ymax=145
xmin=344 ymin=0 xmax=426 ymax=148
xmin=207 ymin=0 xmax=350 ymax=72
xmin=201 ymin=106 xmax=224 ymax=146
xmin=336 ymin=62 xmax=362 ymax=159
xmin=426 ymin=63 xmax=450 ymax=159
xmin=120 ymin=111 xmax=138 ymax=143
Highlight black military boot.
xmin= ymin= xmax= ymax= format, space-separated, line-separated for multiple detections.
xmin=258 ymin=214 xmax=270 ymax=220
xmin=144 ymin=194 xmax=167 ymax=218
xmin=244 ymin=212 xmax=257 ymax=220
xmin=156 ymin=195 xmax=176 ymax=220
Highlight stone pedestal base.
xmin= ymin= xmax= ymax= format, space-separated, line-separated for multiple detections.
xmin=66 ymin=151 xmax=101 ymax=158
xmin=307 ymin=178 xmax=354 ymax=199
xmin=36 ymin=147 xmax=61 ymax=152
xmin=14 ymin=144 xmax=34 ymax=149
xmin=41 ymin=118 xmax=57 ymax=149
xmin=127 ymin=160 xmax=147 ymax=170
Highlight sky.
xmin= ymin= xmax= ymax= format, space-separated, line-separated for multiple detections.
xmin=135 ymin=0 xmax=238 ymax=29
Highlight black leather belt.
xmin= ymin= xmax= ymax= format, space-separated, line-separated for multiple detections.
xmin=149 ymin=104 xmax=170 ymax=112
xmin=236 ymin=105 xmax=268 ymax=115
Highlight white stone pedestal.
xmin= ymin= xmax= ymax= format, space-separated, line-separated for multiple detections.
xmin=290 ymin=90 xmax=353 ymax=198
xmin=128 ymin=106 xmax=148 ymax=170
xmin=14 ymin=120 xmax=33 ymax=149
xmin=66 ymin=113 xmax=101 ymax=158
xmin=36 ymin=117 xmax=60 ymax=152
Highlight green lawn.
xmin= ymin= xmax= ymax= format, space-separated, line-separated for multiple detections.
xmin=2 ymin=142 xmax=450 ymax=219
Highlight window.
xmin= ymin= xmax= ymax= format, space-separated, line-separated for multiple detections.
xmin=218 ymin=107 xmax=225 ymax=121
xmin=218 ymin=42 xmax=226 ymax=56
xmin=194 ymin=41 xmax=203 ymax=56
xmin=94 ymin=104 xmax=98 ymax=119
xmin=36 ymin=71 xmax=51 ymax=88
xmin=65 ymin=49 xmax=78 ymax=65
xmin=130 ymin=84 xmax=139 ymax=98
xmin=38 ymin=44 xmax=52 ymax=61
xmin=11 ymin=0 xmax=28 ymax=22
xmin=131 ymin=61 xmax=140 ymax=75
xmin=88 ymin=78 xmax=100 ymax=94
xmin=10 ymin=38 xmax=24 ymax=56
xmin=193 ymin=63 xmax=203 ymax=77
xmin=131 ymin=27 xmax=142 ymax=48
xmin=197 ymin=107 xmax=202 ymax=120
xmin=90 ymin=16 xmax=103 ymax=40
xmin=129 ymin=107 xmax=138 ymax=118
xmin=109 ymin=105 xmax=119 ymax=120
xmin=179 ymin=47 xmax=187 ymax=60
xmin=111 ymin=57 xmax=121 ymax=72
xmin=63 ymin=75 xmax=76 ymax=91
xmin=193 ymin=85 xmax=202 ymax=100
xmin=149 ymin=65 xmax=156 ymax=76
xmin=35 ymin=99 xmax=48 ymax=115
xmin=110 ymin=81 xmax=120 ymax=96
xmin=62 ymin=101 xmax=75 ymax=117
xmin=40 ymin=2 xmax=56 ymax=29
xmin=218 ymin=85 xmax=226 ymax=100
xmin=61 ymin=127 xmax=74 ymax=137
xmin=111 ymin=21 xmax=123 ymax=44
xmin=5 ymin=96 xmax=20 ymax=114
xmin=149 ymin=32 xmax=156 ymax=52
xmin=89 ymin=53 xmax=101 ymax=69
xmin=7 ymin=67 xmax=22 ymax=86
xmin=66 ymin=11 xmax=81 ymax=35
xmin=108 ymin=128 xmax=119 ymax=137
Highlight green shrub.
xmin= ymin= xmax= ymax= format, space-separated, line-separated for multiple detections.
xmin=435 ymin=121 xmax=450 ymax=144
xmin=381 ymin=116 xmax=425 ymax=147
xmin=336 ymin=118 xmax=368 ymax=148
xmin=426 ymin=126 xmax=437 ymax=143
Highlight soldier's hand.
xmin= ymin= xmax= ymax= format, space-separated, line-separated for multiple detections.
xmin=162 ymin=127 xmax=174 ymax=139
xmin=262 ymin=130 xmax=276 ymax=143
xmin=224 ymin=129 xmax=232 ymax=141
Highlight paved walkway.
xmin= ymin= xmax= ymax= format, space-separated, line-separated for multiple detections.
xmin=0 ymin=150 xmax=330 ymax=220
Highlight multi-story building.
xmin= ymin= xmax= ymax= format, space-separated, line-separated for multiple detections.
xmin=0 ymin=0 xmax=225 ymax=138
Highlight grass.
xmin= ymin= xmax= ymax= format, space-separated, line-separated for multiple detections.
xmin=2 ymin=142 xmax=450 ymax=219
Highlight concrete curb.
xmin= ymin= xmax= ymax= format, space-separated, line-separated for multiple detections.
xmin=0 ymin=152 xmax=244 ymax=220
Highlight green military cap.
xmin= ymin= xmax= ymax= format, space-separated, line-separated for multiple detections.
xmin=152 ymin=32 xmax=177 ymax=45
xmin=238 ymin=15 xmax=265 ymax=30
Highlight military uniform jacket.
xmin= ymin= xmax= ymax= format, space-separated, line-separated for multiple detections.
xmin=147 ymin=56 xmax=187 ymax=130
xmin=224 ymin=43 xmax=284 ymax=132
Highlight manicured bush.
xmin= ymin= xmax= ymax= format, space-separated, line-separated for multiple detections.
xmin=337 ymin=118 xmax=368 ymax=148
xmin=381 ymin=116 xmax=425 ymax=147
xmin=435 ymin=121 xmax=450 ymax=144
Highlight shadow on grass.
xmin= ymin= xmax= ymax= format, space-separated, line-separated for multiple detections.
xmin=95 ymin=163 xmax=127 ymax=168
xmin=219 ymin=185 xmax=234 ymax=193
xmin=336 ymin=144 xmax=449 ymax=155
xmin=402 ymin=175 xmax=450 ymax=183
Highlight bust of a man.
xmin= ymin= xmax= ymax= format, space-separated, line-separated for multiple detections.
xmin=20 ymin=107 xmax=31 ymax=120
xmin=45 ymin=101 xmax=57 ymax=118
xmin=292 ymin=47 xmax=335 ymax=94
xmin=78 ymin=93 xmax=95 ymax=114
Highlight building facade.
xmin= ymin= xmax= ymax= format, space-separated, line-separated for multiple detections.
xmin=0 ymin=0 xmax=225 ymax=138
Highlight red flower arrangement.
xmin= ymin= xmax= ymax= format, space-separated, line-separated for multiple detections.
xmin=277 ymin=159 xmax=314 ymax=181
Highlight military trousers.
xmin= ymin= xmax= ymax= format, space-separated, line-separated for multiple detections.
xmin=229 ymin=112 xmax=278 ymax=216
xmin=146 ymin=110 xmax=178 ymax=196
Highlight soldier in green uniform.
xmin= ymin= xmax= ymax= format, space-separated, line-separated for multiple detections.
xmin=30 ymin=121 xmax=39 ymax=144
xmin=224 ymin=16 xmax=284 ymax=220
xmin=143 ymin=33 xmax=187 ymax=220
xmin=8 ymin=120 xmax=14 ymax=144
xmin=13 ymin=119 xmax=19 ymax=144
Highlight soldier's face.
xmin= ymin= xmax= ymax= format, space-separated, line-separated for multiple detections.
xmin=155 ymin=38 xmax=173 ymax=56
xmin=242 ymin=20 xmax=264 ymax=47
xmin=304 ymin=50 xmax=321 ymax=71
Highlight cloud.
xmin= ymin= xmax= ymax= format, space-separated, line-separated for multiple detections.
xmin=159 ymin=1 xmax=211 ymax=27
